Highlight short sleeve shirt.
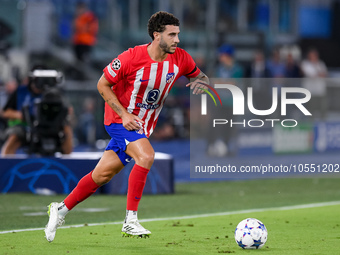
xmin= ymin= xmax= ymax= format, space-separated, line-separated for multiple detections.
xmin=103 ymin=43 xmax=200 ymax=137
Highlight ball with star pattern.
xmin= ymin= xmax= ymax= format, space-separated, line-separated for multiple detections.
xmin=234 ymin=218 xmax=268 ymax=249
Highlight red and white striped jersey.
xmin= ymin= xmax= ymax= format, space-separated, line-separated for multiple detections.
xmin=103 ymin=43 xmax=201 ymax=137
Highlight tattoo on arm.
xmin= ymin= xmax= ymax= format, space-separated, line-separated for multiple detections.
xmin=99 ymin=89 xmax=123 ymax=116
xmin=190 ymin=70 xmax=209 ymax=84
xmin=110 ymin=101 xmax=123 ymax=115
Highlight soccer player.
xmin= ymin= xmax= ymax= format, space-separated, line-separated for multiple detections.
xmin=44 ymin=11 xmax=208 ymax=242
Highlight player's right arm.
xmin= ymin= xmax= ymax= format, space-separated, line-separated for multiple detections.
xmin=97 ymin=74 xmax=143 ymax=131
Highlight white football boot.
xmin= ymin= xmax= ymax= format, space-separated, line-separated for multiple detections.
xmin=44 ymin=202 xmax=65 ymax=242
xmin=121 ymin=219 xmax=151 ymax=238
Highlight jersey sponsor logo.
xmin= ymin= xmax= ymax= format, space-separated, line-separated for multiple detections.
xmin=136 ymin=102 xmax=160 ymax=110
xmin=146 ymin=89 xmax=160 ymax=103
xmin=166 ymin=72 xmax=175 ymax=84
xmin=111 ymin=58 xmax=121 ymax=70
xmin=140 ymin=78 xmax=150 ymax=82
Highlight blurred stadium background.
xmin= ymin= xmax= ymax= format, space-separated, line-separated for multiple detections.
xmin=0 ymin=0 xmax=340 ymax=186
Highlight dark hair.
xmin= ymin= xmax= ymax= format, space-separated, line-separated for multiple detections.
xmin=147 ymin=11 xmax=180 ymax=40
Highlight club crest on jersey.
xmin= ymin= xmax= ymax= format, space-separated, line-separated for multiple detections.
xmin=111 ymin=58 xmax=121 ymax=70
xmin=166 ymin=72 xmax=175 ymax=84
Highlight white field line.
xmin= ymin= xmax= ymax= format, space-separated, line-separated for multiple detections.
xmin=1 ymin=200 xmax=340 ymax=235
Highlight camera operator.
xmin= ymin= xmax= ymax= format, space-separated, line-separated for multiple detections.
xmin=0 ymin=66 xmax=73 ymax=156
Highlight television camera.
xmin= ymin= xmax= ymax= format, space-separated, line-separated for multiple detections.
xmin=23 ymin=69 xmax=69 ymax=156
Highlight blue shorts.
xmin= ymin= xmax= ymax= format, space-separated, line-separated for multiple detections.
xmin=105 ymin=123 xmax=147 ymax=165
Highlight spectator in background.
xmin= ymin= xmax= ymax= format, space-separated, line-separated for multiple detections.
xmin=216 ymin=44 xmax=243 ymax=79
xmin=284 ymin=53 xmax=302 ymax=78
xmin=73 ymin=2 xmax=98 ymax=62
xmin=247 ymin=50 xmax=270 ymax=78
xmin=194 ymin=54 xmax=207 ymax=74
xmin=77 ymin=97 xmax=96 ymax=146
xmin=267 ymin=48 xmax=286 ymax=78
xmin=266 ymin=48 xmax=286 ymax=118
xmin=206 ymin=44 xmax=243 ymax=157
xmin=246 ymin=50 xmax=271 ymax=114
xmin=300 ymin=48 xmax=328 ymax=120
xmin=282 ymin=52 xmax=303 ymax=119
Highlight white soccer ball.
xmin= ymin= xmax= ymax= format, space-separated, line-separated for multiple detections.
xmin=234 ymin=218 xmax=268 ymax=249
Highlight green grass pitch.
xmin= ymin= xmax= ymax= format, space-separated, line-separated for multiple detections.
xmin=1 ymin=178 xmax=340 ymax=254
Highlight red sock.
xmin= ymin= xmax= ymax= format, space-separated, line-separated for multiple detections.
xmin=64 ymin=170 xmax=100 ymax=210
xmin=126 ymin=164 xmax=150 ymax=211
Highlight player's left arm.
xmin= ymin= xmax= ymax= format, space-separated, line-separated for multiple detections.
xmin=186 ymin=70 xmax=210 ymax=95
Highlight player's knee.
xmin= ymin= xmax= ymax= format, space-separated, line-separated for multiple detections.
xmin=101 ymin=176 xmax=112 ymax=185
xmin=95 ymin=174 xmax=113 ymax=186
xmin=135 ymin=150 xmax=155 ymax=167
xmin=92 ymin=171 xmax=115 ymax=186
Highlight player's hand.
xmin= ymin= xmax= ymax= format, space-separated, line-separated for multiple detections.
xmin=186 ymin=79 xmax=209 ymax=95
xmin=121 ymin=112 xmax=144 ymax=131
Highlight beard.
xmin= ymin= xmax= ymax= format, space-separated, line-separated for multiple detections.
xmin=159 ymin=37 xmax=176 ymax=54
